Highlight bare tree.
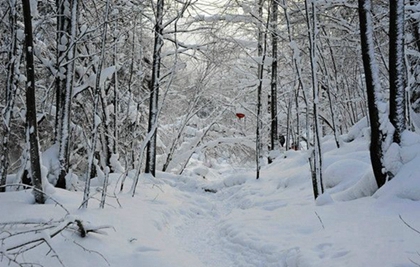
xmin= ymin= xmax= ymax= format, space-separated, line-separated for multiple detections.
xmin=22 ymin=0 xmax=45 ymax=203
xmin=268 ymin=0 xmax=279 ymax=163
xmin=82 ymin=0 xmax=111 ymax=208
xmin=305 ymin=0 xmax=323 ymax=198
xmin=55 ymin=0 xmax=79 ymax=189
xmin=145 ymin=0 xmax=164 ymax=177
xmin=256 ymin=0 xmax=266 ymax=179
xmin=389 ymin=0 xmax=406 ymax=144
xmin=358 ymin=0 xmax=389 ymax=188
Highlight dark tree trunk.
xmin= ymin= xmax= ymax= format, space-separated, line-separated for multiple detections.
xmin=22 ymin=0 xmax=45 ymax=203
xmin=389 ymin=0 xmax=406 ymax=144
xmin=268 ymin=0 xmax=279 ymax=164
xmin=145 ymin=0 xmax=164 ymax=177
xmin=358 ymin=0 xmax=388 ymax=188
xmin=56 ymin=0 xmax=79 ymax=189
xmin=408 ymin=0 xmax=420 ymax=130
xmin=255 ymin=0 xmax=265 ymax=179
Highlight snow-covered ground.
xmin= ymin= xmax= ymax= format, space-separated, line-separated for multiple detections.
xmin=2 ymin=131 xmax=420 ymax=267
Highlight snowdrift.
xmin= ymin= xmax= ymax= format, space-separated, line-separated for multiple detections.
xmin=1 ymin=130 xmax=420 ymax=267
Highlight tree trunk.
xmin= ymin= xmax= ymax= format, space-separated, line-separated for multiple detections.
xmin=408 ymin=0 xmax=420 ymax=131
xmin=268 ymin=0 xmax=279 ymax=163
xmin=56 ymin=0 xmax=79 ymax=189
xmin=255 ymin=0 xmax=265 ymax=179
xmin=389 ymin=0 xmax=406 ymax=144
xmin=358 ymin=0 xmax=388 ymax=188
xmin=305 ymin=0 xmax=323 ymax=198
xmin=22 ymin=0 xmax=45 ymax=204
xmin=282 ymin=0 xmax=306 ymax=150
xmin=145 ymin=0 xmax=164 ymax=177
xmin=82 ymin=0 xmax=110 ymax=208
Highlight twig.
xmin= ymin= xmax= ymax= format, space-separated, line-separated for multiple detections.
xmin=400 ymin=214 xmax=420 ymax=234
xmin=72 ymin=241 xmax=110 ymax=266
xmin=315 ymin=211 xmax=325 ymax=229
xmin=409 ymin=258 xmax=420 ymax=267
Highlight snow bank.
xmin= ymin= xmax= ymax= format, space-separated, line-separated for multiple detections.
xmin=2 ymin=129 xmax=420 ymax=267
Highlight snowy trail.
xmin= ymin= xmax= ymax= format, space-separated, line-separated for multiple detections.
xmin=173 ymin=192 xmax=237 ymax=267
xmin=162 ymin=171 xmax=293 ymax=267
xmin=155 ymin=141 xmax=420 ymax=267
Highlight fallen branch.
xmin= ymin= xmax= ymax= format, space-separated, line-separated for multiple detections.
xmin=0 ymin=216 xmax=112 ymax=267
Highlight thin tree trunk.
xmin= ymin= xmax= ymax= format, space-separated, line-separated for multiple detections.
xmin=320 ymin=27 xmax=341 ymax=148
xmin=22 ymin=0 xmax=45 ymax=204
xmin=282 ymin=0 xmax=307 ymax=150
xmin=56 ymin=0 xmax=78 ymax=189
xmin=112 ymin=16 xmax=119 ymax=157
xmin=145 ymin=0 xmax=164 ymax=177
xmin=256 ymin=0 xmax=265 ymax=179
xmin=82 ymin=0 xmax=111 ymax=208
xmin=99 ymin=80 xmax=113 ymax=168
xmin=305 ymin=0 xmax=323 ymax=198
xmin=286 ymin=94 xmax=291 ymax=149
xmin=295 ymin=84 xmax=300 ymax=150
xmin=268 ymin=0 xmax=279 ymax=163
xmin=162 ymin=88 xmax=202 ymax=172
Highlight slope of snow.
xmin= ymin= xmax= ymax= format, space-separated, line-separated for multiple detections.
xmin=1 ymin=132 xmax=420 ymax=267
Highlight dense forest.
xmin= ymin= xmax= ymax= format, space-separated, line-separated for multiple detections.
xmin=0 ymin=0 xmax=419 ymax=199
xmin=2 ymin=0 xmax=420 ymax=266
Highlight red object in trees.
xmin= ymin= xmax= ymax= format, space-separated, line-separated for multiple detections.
xmin=236 ymin=113 xmax=245 ymax=119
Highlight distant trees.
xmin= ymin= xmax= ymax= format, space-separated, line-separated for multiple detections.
xmin=0 ymin=0 xmax=415 ymax=199
xmin=0 ymin=0 xmax=20 ymax=193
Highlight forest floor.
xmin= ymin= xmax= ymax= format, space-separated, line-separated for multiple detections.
xmin=2 ymin=132 xmax=420 ymax=267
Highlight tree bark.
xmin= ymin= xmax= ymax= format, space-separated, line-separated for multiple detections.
xmin=269 ymin=0 xmax=279 ymax=163
xmin=145 ymin=0 xmax=164 ymax=177
xmin=389 ymin=0 xmax=406 ymax=143
xmin=56 ymin=0 xmax=79 ymax=189
xmin=255 ymin=0 xmax=265 ymax=179
xmin=22 ymin=0 xmax=45 ymax=204
xmin=358 ymin=0 xmax=388 ymax=188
